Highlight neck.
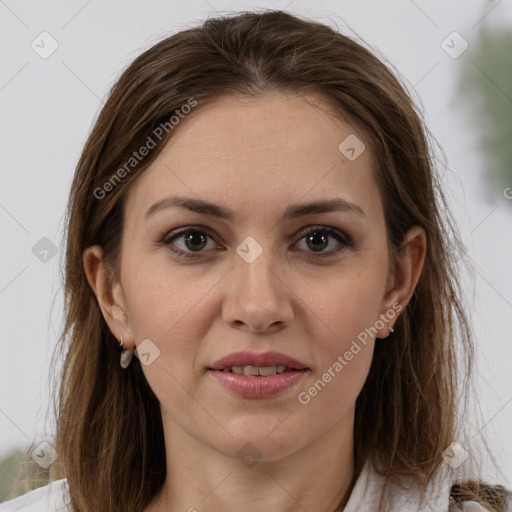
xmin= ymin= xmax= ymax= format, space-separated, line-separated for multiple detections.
xmin=147 ymin=409 xmax=356 ymax=512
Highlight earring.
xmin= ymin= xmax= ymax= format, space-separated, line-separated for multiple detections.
xmin=389 ymin=326 xmax=394 ymax=334
xmin=119 ymin=335 xmax=134 ymax=369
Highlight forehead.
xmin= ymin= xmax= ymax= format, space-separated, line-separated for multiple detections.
xmin=154 ymin=91 xmax=373 ymax=166
xmin=124 ymin=91 xmax=380 ymax=225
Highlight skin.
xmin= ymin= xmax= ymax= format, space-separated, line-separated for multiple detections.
xmin=83 ymin=91 xmax=426 ymax=512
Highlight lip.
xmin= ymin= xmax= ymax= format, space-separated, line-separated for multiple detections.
xmin=208 ymin=350 xmax=309 ymax=371
xmin=207 ymin=350 xmax=309 ymax=398
xmin=207 ymin=368 xmax=308 ymax=398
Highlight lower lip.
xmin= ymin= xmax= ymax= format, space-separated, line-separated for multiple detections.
xmin=208 ymin=369 xmax=308 ymax=398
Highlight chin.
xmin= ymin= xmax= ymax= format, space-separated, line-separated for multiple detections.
xmin=208 ymin=423 xmax=310 ymax=463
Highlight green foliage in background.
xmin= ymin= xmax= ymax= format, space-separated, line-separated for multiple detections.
xmin=458 ymin=23 xmax=512 ymax=199
xmin=0 ymin=446 xmax=50 ymax=503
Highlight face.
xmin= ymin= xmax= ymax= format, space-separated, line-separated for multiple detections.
xmin=112 ymin=91 xmax=399 ymax=461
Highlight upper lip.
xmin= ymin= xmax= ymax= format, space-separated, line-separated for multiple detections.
xmin=209 ymin=351 xmax=309 ymax=371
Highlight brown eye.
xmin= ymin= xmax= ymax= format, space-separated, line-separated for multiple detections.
xmin=305 ymin=231 xmax=329 ymax=252
xmin=182 ymin=231 xmax=208 ymax=251
xmin=294 ymin=227 xmax=353 ymax=256
xmin=162 ymin=228 xmax=219 ymax=258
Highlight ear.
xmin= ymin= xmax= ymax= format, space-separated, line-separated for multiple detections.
xmin=82 ymin=245 xmax=135 ymax=349
xmin=376 ymin=225 xmax=427 ymax=338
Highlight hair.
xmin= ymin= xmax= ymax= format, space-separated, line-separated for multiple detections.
xmin=48 ymin=8 xmax=509 ymax=512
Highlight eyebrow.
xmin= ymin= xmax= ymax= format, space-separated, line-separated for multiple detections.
xmin=145 ymin=195 xmax=367 ymax=222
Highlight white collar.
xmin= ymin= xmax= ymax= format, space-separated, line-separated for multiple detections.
xmin=0 ymin=461 xmax=497 ymax=512
xmin=343 ymin=458 xmax=457 ymax=512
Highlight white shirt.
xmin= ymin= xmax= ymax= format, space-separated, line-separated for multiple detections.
xmin=0 ymin=479 xmax=69 ymax=512
xmin=0 ymin=460 xmax=509 ymax=511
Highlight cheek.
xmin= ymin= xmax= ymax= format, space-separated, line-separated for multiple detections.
xmin=120 ymin=259 xmax=223 ymax=405
xmin=292 ymin=269 xmax=383 ymax=410
xmin=297 ymin=264 xmax=386 ymax=350
xmin=297 ymin=340 xmax=374 ymax=429
xmin=121 ymin=260 xmax=209 ymax=416
xmin=122 ymin=257 xmax=220 ymax=344
xmin=296 ymin=285 xmax=379 ymax=419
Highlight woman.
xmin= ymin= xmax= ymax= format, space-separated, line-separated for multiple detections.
xmin=1 ymin=9 xmax=510 ymax=512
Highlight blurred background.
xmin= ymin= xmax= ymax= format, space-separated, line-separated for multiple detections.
xmin=1 ymin=0 xmax=511 ymax=501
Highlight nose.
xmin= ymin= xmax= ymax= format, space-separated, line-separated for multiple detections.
xmin=221 ymin=243 xmax=294 ymax=333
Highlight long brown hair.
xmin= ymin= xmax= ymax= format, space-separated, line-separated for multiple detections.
xmin=49 ymin=9 xmax=508 ymax=511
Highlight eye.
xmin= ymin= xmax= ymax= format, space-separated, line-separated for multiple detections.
xmin=294 ymin=226 xmax=354 ymax=256
xmin=160 ymin=227 xmax=220 ymax=258
xmin=158 ymin=225 xmax=354 ymax=259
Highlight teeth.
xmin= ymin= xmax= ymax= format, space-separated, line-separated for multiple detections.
xmin=223 ymin=365 xmax=290 ymax=376
xmin=243 ymin=365 xmax=261 ymax=376
xmin=258 ymin=365 xmax=277 ymax=376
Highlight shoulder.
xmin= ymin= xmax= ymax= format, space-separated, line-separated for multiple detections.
xmin=0 ymin=479 xmax=70 ymax=512
xmin=344 ymin=459 xmax=512 ymax=512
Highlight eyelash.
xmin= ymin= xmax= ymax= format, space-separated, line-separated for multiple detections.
xmin=157 ymin=225 xmax=355 ymax=259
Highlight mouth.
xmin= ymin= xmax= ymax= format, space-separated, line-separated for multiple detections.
xmin=208 ymin=350 xmax=309 ymax=373
xmin=214 ymin=365 xmax=306 ymax=376
xmin=207 ymin=351 xmax=309 ymax=398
